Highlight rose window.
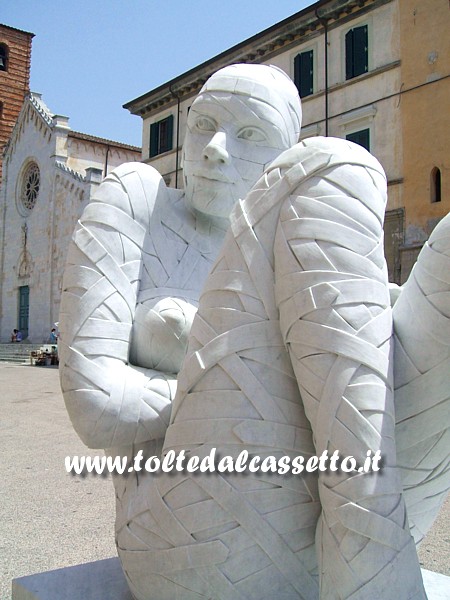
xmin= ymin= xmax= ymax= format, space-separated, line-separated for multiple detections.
xmin=21 ymin=163 xmax=40 ymax=211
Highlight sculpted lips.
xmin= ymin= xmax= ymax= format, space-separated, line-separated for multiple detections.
xmin=192 ymin=170 xmax=233 ymax=184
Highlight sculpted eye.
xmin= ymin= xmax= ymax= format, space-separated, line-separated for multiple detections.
xmin=195 ymin=117 xmax=216 ymax=132
xmin=237 ymin=127 xmax=267 ymax=142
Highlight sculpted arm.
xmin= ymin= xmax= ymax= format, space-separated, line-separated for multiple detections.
xmin=273 ymin=139 xmax=425 ymax=599
xmin=59 ymin=163 xmax=175 ymax=449
xmin=392 ymin=213 xmax=450 ymax=544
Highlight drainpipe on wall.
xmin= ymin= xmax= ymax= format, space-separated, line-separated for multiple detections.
xmin=169 ymin=85 xmax=181 ymax=188
xmin=316 ymin=9 xmax=329 ymax=136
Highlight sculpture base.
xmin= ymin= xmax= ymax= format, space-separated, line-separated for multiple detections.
xmin=12 ymin=558 xmax=133 ymax=600
xmin=11 ymin=559 xmax=449 ymax=600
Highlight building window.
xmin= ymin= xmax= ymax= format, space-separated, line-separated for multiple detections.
xmin=20 ymin=162 xmax=40 ymax=212
xmin=149 ymin=115 xmax=174 ymax=158
xmin=294 ymin=50 xmax=314 ymax=98
xmin=0 ymin=44 xmax=8 ymax=71
xmin=345 ymin=25 xmax=368 ymax=80
xmin=346 ymin=128 xmax=370 ymax=152
xmin=430 ymin=167 xmax=441 ymax=203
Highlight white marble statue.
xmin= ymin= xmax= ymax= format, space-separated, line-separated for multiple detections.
xmin=392 ymin=214 xmax=450 ymax=547
xmin=59 ymin=63 xmax=449 ymax=599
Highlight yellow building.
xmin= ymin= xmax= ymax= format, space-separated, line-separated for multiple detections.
xmin=397 ymin=0 xmax=450 ymax=280
xmin=125 ymin=0 xmax=448 ymax=284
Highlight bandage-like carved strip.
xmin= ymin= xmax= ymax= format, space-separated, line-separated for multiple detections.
xmin=273 ymin=140 xmax=425 ymax=599
xmin=136 ymin=147 xmax=328 ymax=598
xmin=393 ymin=213 xmax=450 ymax=545
xmin=60 ymin=165 xmax=177 ymax=448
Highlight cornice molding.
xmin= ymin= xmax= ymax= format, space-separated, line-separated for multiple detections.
xmin=124 ymin=0 xmax=387 ymax=117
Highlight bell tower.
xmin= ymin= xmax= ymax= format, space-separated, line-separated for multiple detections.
xmin=0 ymin=24 xmax=34 ymax=182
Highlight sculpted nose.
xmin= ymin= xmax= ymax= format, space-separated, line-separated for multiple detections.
xmin=203 ymin=132 xmax=230 ymax=165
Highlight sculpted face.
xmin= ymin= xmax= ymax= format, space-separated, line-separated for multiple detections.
xmin=182 ymin=65 xmax=302 ymax=220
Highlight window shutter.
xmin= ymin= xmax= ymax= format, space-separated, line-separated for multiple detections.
xmin=294 ymin=51 xmax=314 ymax=98
xmin=150 ymin=115 xmax=174 ymax=157
xmin=300 ymin=51 xmax=314 ymax=97
xmin=294 ymin=54 xmax=302 ymax=93
xmin=354 ymin=25 xmax=368 ymax=77
xmin=149 ymin=122 xmax=159 ymax=158
xmin=346 ymin=128 xmax=370 ymax=151
xmin=165 ymin=114 xmax=174 ymax=152
xmin=345 ymin=29 xmax=354 ymax=80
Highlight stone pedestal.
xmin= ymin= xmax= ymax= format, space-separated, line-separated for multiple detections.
xmin=12 ymin=558 xmax=132 ymax=600
xmin=11 ymin=559 xmax=449 ymax=599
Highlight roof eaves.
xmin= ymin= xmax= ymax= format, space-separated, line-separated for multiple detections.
xmin=123 ymin=1 xmax=324 ymax=113
xmin=68 ymin=130 xmax=140 ymax=152
xmin=0 ymin=23 xmax=35 ymax=37
xmin=123 ymin=0 xmax=360 ymax=116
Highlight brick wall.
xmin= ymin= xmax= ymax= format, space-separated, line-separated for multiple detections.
xmin=0 ymin=24 xmax=34 ymax=181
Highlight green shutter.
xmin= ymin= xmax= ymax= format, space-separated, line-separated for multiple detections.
xmin=149 ymin=122 xmax=159 ymax=158
xmin=165 ymin=114 xmax=174 ymax=152
xmin=346 ymin=25 xmax=368 ymax=79
xmin=354 ymin=25 xmax=368 ymax=77
xmin=346 ymin=129 xmax=370 ymax=151
xmin=300 ymin=51 xmax=314 ymax=97
xmin=294 ymin=51 xmax=314 ymax=98
xmin=345 ymin=29 xmax=354 ymax=79
xmin=294 ymin=53 xmax=302 ymax=93
xmin=151 ymin=115 xmax=173 ymax=156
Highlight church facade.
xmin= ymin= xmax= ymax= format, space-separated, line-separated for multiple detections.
xmin=0 ymin=92 xmax=140 ymax=341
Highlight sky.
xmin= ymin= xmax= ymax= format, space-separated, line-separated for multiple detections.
xmin=2 ymin=1 xmax=315 ymax=147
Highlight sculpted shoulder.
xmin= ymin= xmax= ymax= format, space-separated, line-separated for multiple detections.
xmin=89 ymin=162 xmax=175 ymax=229
xmin=267 ymin=136 xmax=386 ymax=179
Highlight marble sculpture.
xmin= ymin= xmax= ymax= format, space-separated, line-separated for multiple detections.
xmin=59 ymin=64 xmax=449 ymax=599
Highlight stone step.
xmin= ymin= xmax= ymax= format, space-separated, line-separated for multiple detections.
xmin=0 ymin=343 xmax=53 ymax=364
xmin=0 ymin=343 xmax=43 ymax=353
xmin=0 ymin=357 xmax=30 ymax=364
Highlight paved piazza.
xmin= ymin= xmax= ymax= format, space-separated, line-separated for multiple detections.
xmin=0 ymin=363 xmax=448 ymax=599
